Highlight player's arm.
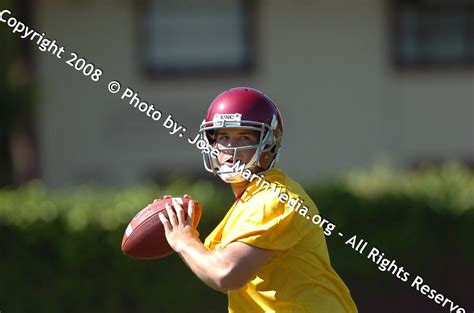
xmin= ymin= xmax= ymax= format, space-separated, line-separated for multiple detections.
xmin=158 ymin=198 xmax=273 ymax=291
xmin=174 ymin=252 xmax=228 ymax=294
xmin=177 ymin=239 xmax=273 ymax=291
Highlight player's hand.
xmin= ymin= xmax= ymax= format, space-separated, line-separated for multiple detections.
xmin=158 ymin=195 xmax=200 ymax=253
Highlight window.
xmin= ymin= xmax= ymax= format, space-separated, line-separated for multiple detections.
xmin=391 ymin=0 xmax=474 ymax=68
xmin=139 ymin=0 xmax=254 ymax=77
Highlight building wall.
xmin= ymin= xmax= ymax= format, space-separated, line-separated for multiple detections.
xmin=35 ymin=0 xmax=474 ymax=187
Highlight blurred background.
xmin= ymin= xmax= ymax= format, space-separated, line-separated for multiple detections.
xmin=0 ymin=0 xmax=473 ymax=312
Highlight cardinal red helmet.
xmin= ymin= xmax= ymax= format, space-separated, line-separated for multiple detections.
xmin=198 ymin=87 xmax=283 ymax=182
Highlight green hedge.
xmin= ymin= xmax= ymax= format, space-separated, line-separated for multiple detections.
xmin=0 ymin=163 xmax=472 ymax=313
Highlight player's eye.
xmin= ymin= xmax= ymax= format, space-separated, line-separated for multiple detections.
xmin=241 ymin=135 xmax=258 ymax=143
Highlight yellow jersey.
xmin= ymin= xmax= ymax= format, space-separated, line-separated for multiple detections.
xmin=204 ymin=167 xmax=358 ymax=313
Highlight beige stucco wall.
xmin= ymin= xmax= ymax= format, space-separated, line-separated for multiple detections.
xmin=35 ymin=0 xmax=474 ymax=187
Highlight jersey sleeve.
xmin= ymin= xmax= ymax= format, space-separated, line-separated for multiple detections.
xmin=220 ymin=190 xmax=312 ymax=251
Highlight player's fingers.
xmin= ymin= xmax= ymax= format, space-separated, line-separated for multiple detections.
xmin=158 ymin=212 xmax=171 ymax=232
xmin=183 ymin=194 xmax=192 ymax=200
xmin=163 ymin=195 xmax=172 ymax=199
xmin=165 ymin=203 xmax=178 ymax=226
xmin=186 ymin=200 xmax=195 ymax=226
xmin=172 ymin=198 xmax=185 ymax=225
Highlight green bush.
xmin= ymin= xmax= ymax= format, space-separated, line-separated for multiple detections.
xmin=0 ymin=163 xmax=472 ymax=313
xmin=316 ymin=162 xmax=474 ymax=311
xmin=0 ymin=178 xmax=234 ymax=313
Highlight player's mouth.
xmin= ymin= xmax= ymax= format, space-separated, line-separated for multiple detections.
xmin=221 ymin=155 xmax=239 ymax=166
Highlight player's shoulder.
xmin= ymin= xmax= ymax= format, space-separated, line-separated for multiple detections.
xmin=259 ymin=168 xmax=311 ymax=200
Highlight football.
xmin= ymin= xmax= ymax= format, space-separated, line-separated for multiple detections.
xmin=121 ymin=196 xmax=202 ymax=260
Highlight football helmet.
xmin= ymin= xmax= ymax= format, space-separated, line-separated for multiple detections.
xmin=199 ymin=87 xmax=283 ymax=183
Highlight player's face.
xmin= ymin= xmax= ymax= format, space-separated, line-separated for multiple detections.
xmin=214 ymin=128 xmax=260 ymax=168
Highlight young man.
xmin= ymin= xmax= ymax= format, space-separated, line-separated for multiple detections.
xmin=158 ymin=87 xmax=358 ymax=312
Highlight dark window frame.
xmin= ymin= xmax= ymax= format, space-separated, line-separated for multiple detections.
xmin=390 ymin=0 xmax=474 ymax=69
xmin=135 ymin=0 xmax=257 ymax=79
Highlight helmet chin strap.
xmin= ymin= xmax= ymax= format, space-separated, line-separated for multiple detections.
xmin=217 ymin=150 xmax=259 ymax=184
xmin=217 ymin=148 xmax=282 ymax=184
xmin=217 ymin=168 xmax=248 ymax=183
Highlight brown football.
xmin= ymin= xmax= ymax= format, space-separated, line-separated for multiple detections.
xmin=121 ymin=196 xmax=202 ymax=260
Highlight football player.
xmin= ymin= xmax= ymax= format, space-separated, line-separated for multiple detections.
xmin=158 ymin=87 xmax=358 ymax=312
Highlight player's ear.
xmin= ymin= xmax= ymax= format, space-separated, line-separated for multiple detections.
xmin=259 ymin=151 xmax=275 ymax=171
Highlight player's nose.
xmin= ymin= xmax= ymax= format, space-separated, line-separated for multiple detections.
xmin=228 ymin=137 xmax=241 ymax=148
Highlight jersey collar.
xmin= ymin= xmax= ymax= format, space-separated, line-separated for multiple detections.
xmin=239 ymin=167 xmax=283 ymax=202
